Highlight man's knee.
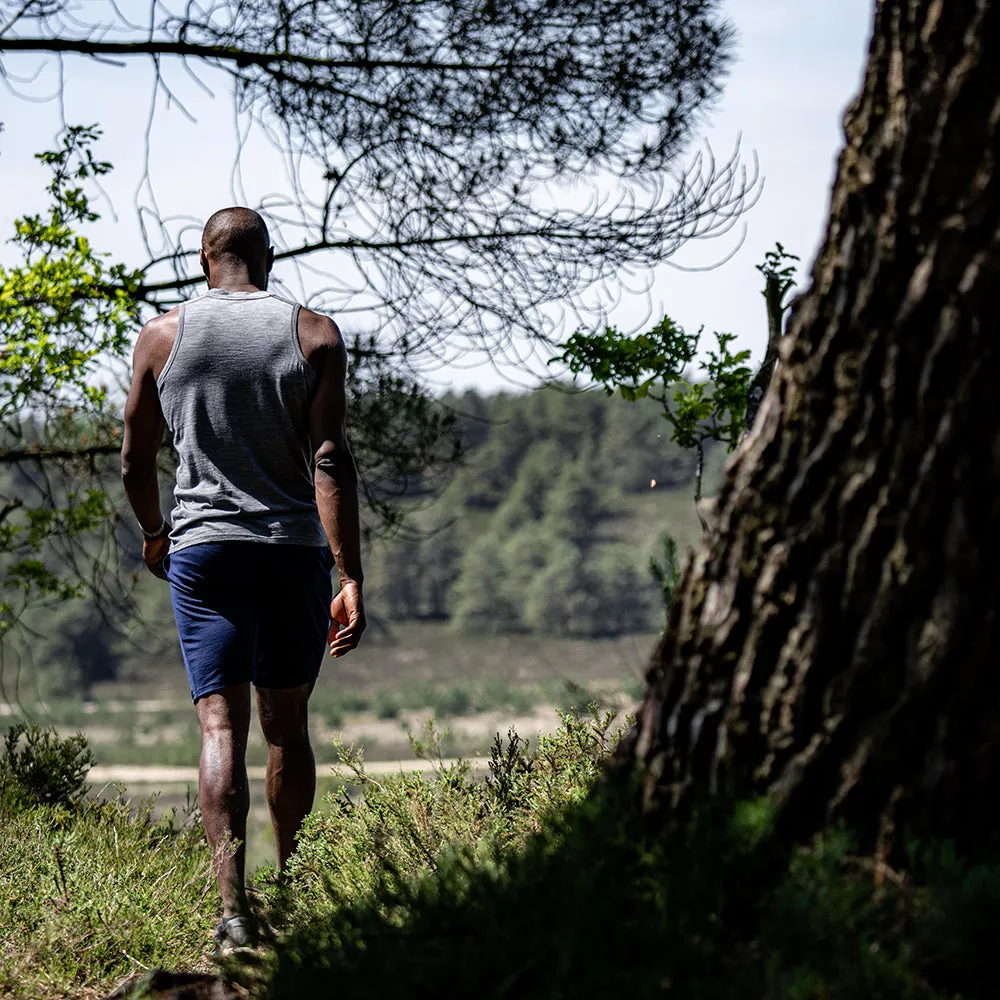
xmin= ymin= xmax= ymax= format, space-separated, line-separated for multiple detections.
xmin=257 ymin=683 xmax=313 ymax=747
xmin=197 ymin=685 xmax=251 ymax=739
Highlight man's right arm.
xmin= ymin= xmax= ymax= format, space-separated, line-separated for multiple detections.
xmin=306 ymin=314 xmax=366 ymax=657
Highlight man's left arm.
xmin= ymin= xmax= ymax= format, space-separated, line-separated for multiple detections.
xmin=122 ymin=324 xmax=169 ymax=578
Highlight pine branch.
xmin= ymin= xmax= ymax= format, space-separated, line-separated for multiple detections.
xmin=0 ymin=36 xmax=521 ymax=74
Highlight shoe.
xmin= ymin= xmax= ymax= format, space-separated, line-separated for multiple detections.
xmin=213 ymin=914 xmax=257 ymax=958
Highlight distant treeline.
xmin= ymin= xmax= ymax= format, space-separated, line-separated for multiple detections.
xmin=366 ymin=385 xmax=710 ymax=638
xmin=8 ymin=386 xmax=709 ymax=698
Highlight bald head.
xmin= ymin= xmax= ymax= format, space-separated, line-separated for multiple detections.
xmin=202 ymin=207 xmax=270 ymax=264
xmin=199 ymin=207 xmax=274 ymax=290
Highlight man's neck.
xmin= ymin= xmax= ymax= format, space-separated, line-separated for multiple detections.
xmin=208 ymin=267 xmax=265 ymax=292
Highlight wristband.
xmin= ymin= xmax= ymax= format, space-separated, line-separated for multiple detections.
xmin=141 ymin=517 xmax=169 ymax=540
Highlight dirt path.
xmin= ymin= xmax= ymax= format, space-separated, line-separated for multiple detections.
xmin=88 ymin=757 xmax=492 ymax=785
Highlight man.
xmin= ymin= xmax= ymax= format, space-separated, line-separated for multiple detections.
xmin=121 ymin=207 xmax=365 ymax=954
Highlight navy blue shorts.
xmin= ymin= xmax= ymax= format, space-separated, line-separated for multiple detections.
xmin=165 ymin=542 xmax=334 ymax=703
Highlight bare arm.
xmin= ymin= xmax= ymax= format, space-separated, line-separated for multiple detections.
xmin=306 ymin=315 xmax=365 ymax=655
xmin=122 ymin=317 xmax=171 ymax=577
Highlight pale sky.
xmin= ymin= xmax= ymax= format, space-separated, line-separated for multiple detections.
xmin=0 ymin=0 xmax=875 ymax=392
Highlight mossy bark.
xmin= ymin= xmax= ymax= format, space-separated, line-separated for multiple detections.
xmin=620 ymin=0 xmax=1000 ymax=857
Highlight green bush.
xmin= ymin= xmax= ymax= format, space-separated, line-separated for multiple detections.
xmin=0 ymin=722 xmax=95 ymax=809
xmin=373 ymin=690 xmax=402 ymax=720
xmin=425 ymin=683 xmax=474 ymax=717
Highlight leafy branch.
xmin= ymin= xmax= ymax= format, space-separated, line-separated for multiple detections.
xmin=0 ymin=124 xmax=142 ymax=422
xmin=555 ymin=243 xmax=799 ymax=526
xmin=555 ymin=319 xmax=752 ymax=506
xmin=745 ymin=242 xmax=800 ymax=431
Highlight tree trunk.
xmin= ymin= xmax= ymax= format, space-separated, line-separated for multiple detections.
xmin=619 ymin=0 xmax=1000 ymax=858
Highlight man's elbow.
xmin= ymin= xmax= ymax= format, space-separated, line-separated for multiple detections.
xmin=121 ymin=450 xmax=154 ymax=491
xmin=314 ymin=440 xmax=357 ymax=483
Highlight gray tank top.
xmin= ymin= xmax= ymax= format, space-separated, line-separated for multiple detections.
xmin=157 ymin=289 xmax=326 ymax=552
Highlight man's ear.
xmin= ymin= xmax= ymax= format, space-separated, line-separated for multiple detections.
xmin=199 ymin=249 xmax=210 ymax=280
xmin=266 ymin=247 xmax=275 ymax=273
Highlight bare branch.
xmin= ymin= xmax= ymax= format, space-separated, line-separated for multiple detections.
xmin=0 ymin=443 xmax=121 ymax=464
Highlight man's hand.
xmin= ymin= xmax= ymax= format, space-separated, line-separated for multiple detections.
xmin=143 ymin=533 xmax=170 ymax=580
xmin=328 ymin=581 xmax=365 ymax=657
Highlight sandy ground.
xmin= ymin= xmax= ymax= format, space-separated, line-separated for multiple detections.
xmin=87 ymin=756 xmax=491 ymax=785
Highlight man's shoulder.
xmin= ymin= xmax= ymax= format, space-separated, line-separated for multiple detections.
xmin=297 ymin=306 xmax=341 ymax=344
xmin=141 ymin=307 xmax=181 ymax=338
xmin=296 ymin=307 xmax=343 ymax=370
xmin=136 ymin=307 xmax=180 ymax=373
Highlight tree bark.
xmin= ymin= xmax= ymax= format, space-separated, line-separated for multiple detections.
xmin=619 ymin=0 xmax=1000 ymax=858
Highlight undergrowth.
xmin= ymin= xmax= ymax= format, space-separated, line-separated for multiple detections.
xmin=238 ymin=711 xmax=1000 ymax=1000
xmin=252 ymin=709 xmax=624 ymax=929
xmin=4 ymin=716 xmax=1000 ymax=1000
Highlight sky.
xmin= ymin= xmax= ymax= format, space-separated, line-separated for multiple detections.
xmin=0 ymin=0 xmax=875 ymax=393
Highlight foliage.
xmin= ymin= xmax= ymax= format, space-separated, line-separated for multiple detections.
xmin=756 ymin=241 xmax=801 ymax=303
xmin=0 ymin=126 xmax=142 ymax=644
xmin=368 ymin=387 xmax=690 ymax=637
xmin=0 ymin=724 xmax=215 ymax=1000
xmin=0 ymin=125 xmax=140 ymax=421
xmin=448 ymin=466 xmax=656 ymax=638
xmin=554 ymin=245 xmax=804 ymax=506
xmin=744 ymin=240 xmax=802 ymax=429
xmin=0 ymin=722 xmax=94 ymax=810
xmin=648 ymin=532 xmax=682 ymax=627
xmin=556 ymin=316 xmax=752 ymax=449
xmin=448 ymin=532 xmax=521 ymax=633
xmin=556 ymin=314 xmax=699 ymax=404
xmin=555 ymin=316 xmax=752 ymax=501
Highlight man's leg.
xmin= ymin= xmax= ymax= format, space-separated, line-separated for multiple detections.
xmin=196 ymin=683 xmax=252 ymax=917
xmin=256 ymin=682 xmax=315 ymax=873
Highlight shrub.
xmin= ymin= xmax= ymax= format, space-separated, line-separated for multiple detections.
xmin=426 ymin=683 xmax=474 ymax=717
xmin=0 ymin=722 xmax=95 ymax=810
xmin=248 ymin=708 xmax=625 ymax=934
xmin=373 ymin=690 xmax=402 ymax=720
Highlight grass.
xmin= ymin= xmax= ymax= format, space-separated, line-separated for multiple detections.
xmin=0 ymin=727 xmax=216 ymax=999
xmin=0 ymin=795 xmax=216 ymax=1000
xmin=0 ymin=710 xmax=626 ymax=999
xmin=239 ymin=713 xmax=1000 ymax=1000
